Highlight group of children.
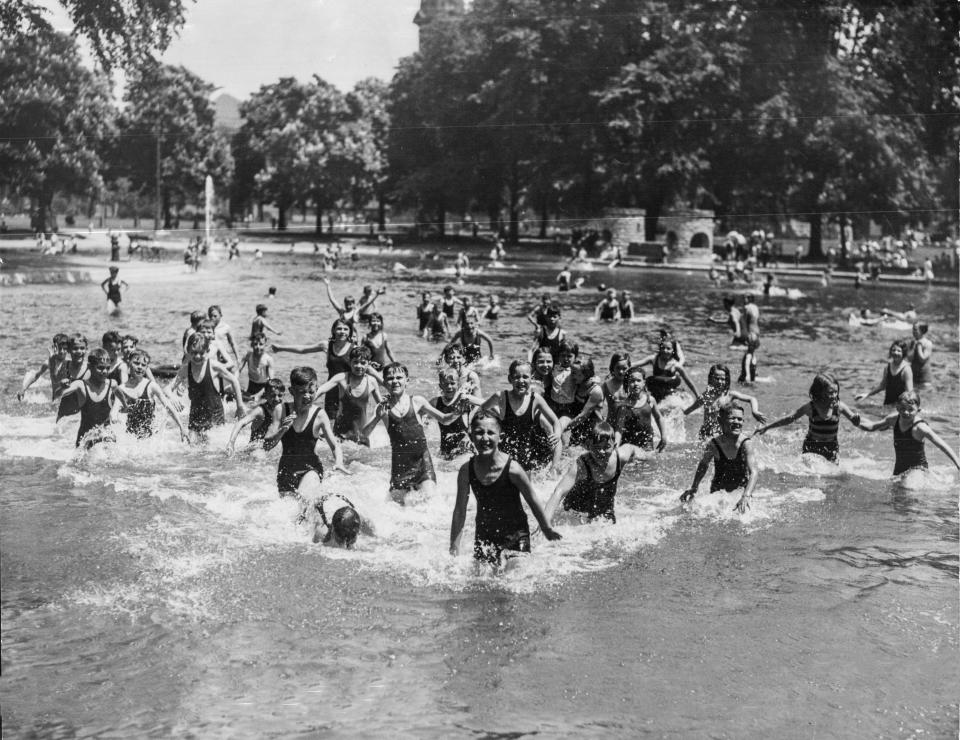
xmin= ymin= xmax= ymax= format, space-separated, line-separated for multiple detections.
xmin=15 ymin=277 xmax=959 ymax=572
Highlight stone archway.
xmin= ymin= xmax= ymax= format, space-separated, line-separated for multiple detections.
xmin=690 ymin=232 xmax=710 ymax=249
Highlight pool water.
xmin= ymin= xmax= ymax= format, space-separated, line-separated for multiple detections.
xmin=1 ymin=249 xmax=957 ymax=737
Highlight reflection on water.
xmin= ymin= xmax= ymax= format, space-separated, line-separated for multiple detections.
xmin=1 ymin=252 xmax=957 ymax=736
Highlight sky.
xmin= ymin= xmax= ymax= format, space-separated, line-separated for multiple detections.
xmin=44 ymin=0 xmax=422 ymax=99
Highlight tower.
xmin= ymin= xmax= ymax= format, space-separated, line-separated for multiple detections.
xmin=414 ymin=0 xmax=465 ymax=48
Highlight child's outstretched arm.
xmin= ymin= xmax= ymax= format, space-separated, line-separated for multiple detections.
xmin=680 ymin=446 xmax=714 ymax=502
xmin=754 ymin=404 xmax=808 ymax=436
xmin=271 ymin=340 xmax=326 ymax=354
xmin=544 ymin=457 xmax=581 ymax=524
xmin=415 ymin=395 xmax=461 ymax=426
xmin=213 ymin=363 xmax=247 ymax=418
xmin=17 ymin=360 xmax=50 ymax=400
xmin=855 ymin=373 xmax=886 ymax=401
xmin=914 ymin=423 xmax=960 ymax=470
xmin=511 ymin=461 xmax=561 ymax=540
xmin=321 ymin=277 xmax=344 ymax=313
xmin=676 ymin=365 xmax=700 ymax=397
xmin=729 ymin=390 xmax=766 ymax=423
xmin=314 ymin=410 xmax=349 ymax=474
xmin=449 ymin=463 xmax=471 ymax=555
xmin=149 ymin=381 xmax=188 ymax=440
xmin=478 ymin=330 xmax=495 ymax=359
xmin=856 ymin=411 xmax=897 ymax=432
xmin=650 ymin=401 xmax=667 ymax=452
xmin=683 ymin=394 xmax=704 ymax=415
xmin=227 ymin=406 xmax=263 ymax=451
xmin=837 ymin=401 xmax=861 ymax=427
xmin=260 ymin=318 xmax=282 ymax=336
xmin=358 ymin=287 xmax=385 ymax=313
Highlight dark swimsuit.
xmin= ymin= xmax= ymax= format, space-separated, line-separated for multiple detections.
xmin=460 ymin=331 xmax=483 ymax=364
xmin=334 ymin=378 xmax=372 ymax=445
xmin=249 ymin=401 xmax=277 ymax=443
xmin=646 ymin=357 xmax=682 ymax=402
xmin=325 ymin=342 xmax=352 ymax=420
xmin=619 ymin=302 xmax=633 ymax=320
xmin=433 ymin=395 xmax=472 ymax=457
xmin=598 ymin=301 xmax=617 ymax=320
xmin=106 ymin=279 xmax=122 ymax=305
xmin=76 ymin=381 xmax=116 ymax=447
xmin=709 ymin=438 xmax=749 ymax=492
xmin=469 ymin=457 xmax=531 ymax=564
xmin=563 ymin=452 xmax=624 ymax=522
xmin=537 ymin=327 xmax=565 ymax=362
xmin=500 ymin=393 xmax=552 ymax=470
xmin=245 ymin=379 xmax=267 ymax=397
xmin=188 ymin=360 xmax=225 ymax=432
xmin=276 ymin=404 xmax=325 ymax=496
xmin=125 ymin=381 xmax=156 ymax=438
xmin=910 ymin=350 xmax=930 ymax=387
xmin=802 ymin=405 xmax=840 ymax=462
xmin=362 ymin=336 xmax=390 ymax=369
xmin=386 ymin=403 xmax=436 ymax=491
xmin=892 ymin=420 xmax=928 ymax=475
xmin=882 ymin=364 xmax=908 ymax=406
xmin=620 ymin=403 xmax=655 ymax=449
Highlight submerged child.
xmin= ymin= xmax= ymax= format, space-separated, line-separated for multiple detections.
xmin=450 ymin=412 xmax=561 ymax=572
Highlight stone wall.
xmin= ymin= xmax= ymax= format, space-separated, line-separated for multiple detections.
xmin=661 ymin=209 xmax=715 ymax=253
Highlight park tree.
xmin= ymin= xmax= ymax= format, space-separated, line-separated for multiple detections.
xmin=346 ymin=78 xmax=391 ymax=230
xmin=239 ymin=77 xmax=361 ymax=232
xmin=0 ymin=31 xmax=115 ymax=232
xmin=111 ymin=64 xmax=233 ymax=229
xmin=1 ymin=0 xmax=189 ymax=71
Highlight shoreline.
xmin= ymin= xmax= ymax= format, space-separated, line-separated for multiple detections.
xmin=1 ymin=236 xmax=956 ymax=288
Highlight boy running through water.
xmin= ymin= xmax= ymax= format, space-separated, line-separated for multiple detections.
xmin=238 ymin=332 xmax=274 ymax=401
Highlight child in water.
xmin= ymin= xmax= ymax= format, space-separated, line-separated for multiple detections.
xmin=361 ymin=363 xmax=460 ymax=504
xmin=680 ymin=403 xmax=758 ymax=513
xmin=313 ymin=345 xmax=383 ymax=446
xmin=171 ymin=333 xmax=246 ymax=442
xmin=17 ymin=332 xmax=70 ymax=401
xmin=250 ymin=303 xmax=283 ymax=338
xmin=238 ymin=332 xmax=274 ymax=401
xmin=753 ymin=372 xmax=858 ymax=462
xmin=311 ymin=493 xmax=376 ymax=547
xmin=118 ymin=349 xmax=187 ymax=440
xmin=613 ymin=367 xmax=667 ymax=451
xmin=227 ymin=377 xmax=286 ymax=451
xmin=856 ymin=340 xmax=913 ymax=405
xmin=432 ymin=368 xmax=474 ymax=459
xmin=361 ymin=313 xmax=395 ymax=370
xmin=685 ymin=364 xmax=765 ymax=441
xmin=545 ymin=421 xmax=647 ymax=524
xmin=450 ymin=412 xmax=561 ymax=573
xmin=59 ymin=347 xmax=120 ymax=448
xmin=856 ymin=391 xmax=960 ymax=476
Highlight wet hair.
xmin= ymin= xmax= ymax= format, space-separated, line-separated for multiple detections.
xmin=897 ymin=390 xmax=920 ymax=407
xmin=265 ymin=377 xmax=286 ymax=398
xmin=68 ymin=333 xmax=88 ymax=351
xmin=53 ymin=332 xmax=70 ymax=348
xmin=186 ymin=333 xmax=210 ymax=354
xmin=101 ymin=330 xmax=121 ymax=346
xmin=590 ymin=421 xmax=617 ymax=444
xmin=331 ymin=507 xmax=362 ymax=547
xmin=443 ymin=285 xmax=454 ymax=294
xmin=349 ymin=345 xmax=372 ymax=362
xmin=381 ymin=362 xmax=409 ymax=379
xmin=367 ymin=312 xmax=384 ymax=326
xmin=708 ymin=364 xmax=732 ymax=392
xmin=508 ymin=359 xmax=532 ymax=378
xmin=190 ymin=310 xmax=206 ymax=327
xmin=889 ymin=339 xmax=910 ymax=357
xmin=609 ymin=352 xmax=631 ymax=373
xmin=250 ymin=331 xmax=267 ymax=345
xmin=545 ymin=306 xmax=561 ymax=318
xmin=470 ymin=410 xmax=502 ymax=431
xmin=207 ymin=305 xmax=222 ymax=318
xmin=625 ymin=366 xmax=646 ymax=383
xmin=330 ymin=318 xmax=351 ymax=338
xmin=197 ymin=319 xmax=216 ymax=333
xmin=722 ymin=295 xmax=735 ymax=309
xmin=443 ymin=344 xmax=465 ymax=362
xmin=128 ymin=349 xmax=151 ymax=365
xmin=531 ymin=347 xmax=554 ymax=368
xmin=256 ymin=303 xmax=268 ymax=315
xmin=438 ymin=368 xmax=459 ymax=384
xmin=88 ymin=347 xmax=111 ymax=367
xmin=913 ymin=322 xmax=928 ymax=335
xmin=121 ymin=334 xmax=139 ymax=346
xmin=290 ymin=366 xmax=318 ymax=386
xmin=718 ymin=402 xmax=744 ymax=423
xmin=808 ymin=372 xmax=839 ymax=402
xmin=573 ymin=358 xmax=596 ymax=379
xmin=557 ymin=340 xmax=579 ymax=358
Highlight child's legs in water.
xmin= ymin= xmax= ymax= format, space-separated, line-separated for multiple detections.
xmin=389 ymin=478 xmax=436 ymax=506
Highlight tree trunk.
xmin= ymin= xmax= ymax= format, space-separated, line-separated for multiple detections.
xmin=277 ymin=202 xmax=288 ymax=230
xmin=808 ymin=212 xmax=823 ymax=260
xmin=377 ymin=189 xmax=386 ymax=232
xmin=162 ymin=189 xmax=172 ymax=229
xmin=315 ymin=200 xmax=323 ymax=234
xmin=539 ymin=197 xmax=548 ymax=239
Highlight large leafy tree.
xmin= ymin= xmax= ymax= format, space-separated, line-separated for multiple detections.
xmin=0 ymin=31 xmax=115 ymax=231
xmin=239 ymin=77 xmax=360 ymax=232
xmin=110 ymin=64 xmax=233 ymax=228
xmin=2 ymin=0 xmax=190 ymax=71
xmin=346 ymin=78 xmax=391 ymax=230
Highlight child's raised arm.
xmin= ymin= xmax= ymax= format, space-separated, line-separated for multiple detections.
xmin=321 ymin=277 xmax=344 ymax=313
xmin=729 ymin=390 xmax=766 ymax=423
xmin=754 ymin=404 xmax=808 ymax=436
xmin=17 ymin=359 xmax=51 ymax=401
